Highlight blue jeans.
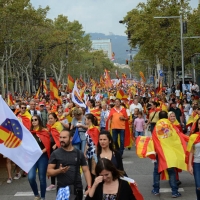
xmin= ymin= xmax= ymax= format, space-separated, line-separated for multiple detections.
xmin=153 ymin=159 xmax=178 ymax=195
xmin=28 ymin=153 xmax=48 ymax=198
xmin=193 ymin=162 xmax=200 ymax=200
xmin=112 ymin=129 xmax=125 ymax=155
xmin=73 ymin=140 xmax=86 ymax=153
xmin=135 ymin=131 xmax=144 ymax=137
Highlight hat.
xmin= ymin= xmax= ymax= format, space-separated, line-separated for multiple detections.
xmin=39 ymin=102 xmax=45 ymax=106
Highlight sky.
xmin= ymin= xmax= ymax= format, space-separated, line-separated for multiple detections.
xmin=31 ymin=0 xmax=198 ymax=36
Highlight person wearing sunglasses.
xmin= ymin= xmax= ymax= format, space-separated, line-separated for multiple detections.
xmin=28 ymin=115 xmax=50 ymax=200
xmin=17 ymin=102 xmax=32 ymax=130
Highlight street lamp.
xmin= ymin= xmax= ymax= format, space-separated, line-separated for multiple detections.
xmin=154 ymin=15 xmax=185 ymax=84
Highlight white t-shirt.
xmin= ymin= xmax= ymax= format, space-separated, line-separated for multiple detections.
xmin=130 ymin=103 xmax=143 ymax=114
xmin=175 ymin=90 xmax=180 ymax=97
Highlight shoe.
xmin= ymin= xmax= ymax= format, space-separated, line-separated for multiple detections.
xmin=177 ymin=180 xmax=182 ymax=186
xmin=7 ymin=178 xmax=12 ymax=184
xmin=151 ymin=189 xmax=160 ymax=196
xmin=34 ymin=196 xmax=41 ymax=200
xmin=172 ymin=192 xmax=181 ymax=198
xmin=13 ymin=172 xmax=21 ymax=180
xmin=46 ymin=184 xmax=56 ymax=191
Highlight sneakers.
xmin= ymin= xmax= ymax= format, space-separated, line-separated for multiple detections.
xmin=14 ymin=172 xmax=21 ymax=180
xmin=34 ymin=197 xmax=41 ymax=200
xmin=6 ymin=178 xmax=12 ymax=184
xmin=151 ymin=189 xmax=160 ymax=196
xmin=46 ymin=184 xmax=56 ymax=191
xmin=172 ymin=192 xmax=181 ymax=198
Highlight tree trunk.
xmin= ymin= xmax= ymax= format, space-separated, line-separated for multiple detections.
xmin=25 ymin=64 xmax=31 ymax=95
xmin=0 ymin=65 xmax=5 ymax=98
xmin=17 ymin=72 xmax=22 ymax=95
xmin=8 ymin=59 xmax=14 ymax=94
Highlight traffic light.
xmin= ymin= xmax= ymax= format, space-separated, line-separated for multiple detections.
xmin=128 ymin=31 xmax=131 ymax=40
xmin=126 ymin=59 xmax=128 ymax=65
xmin=183 ymin=21 xmax=187 ymax=34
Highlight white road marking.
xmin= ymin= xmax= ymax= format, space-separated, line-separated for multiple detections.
xmin=123 ymin=161 xmax=133 ymax=164
xmin=14 ymin=192 xmax=35 ymax=196
xmin=160 ymin=188 xmax=184 ymax=193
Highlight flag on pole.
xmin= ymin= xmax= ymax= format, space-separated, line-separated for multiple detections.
xmin=67 ymin=74 xmax=74 ymax=92
xmin=50 ymin=78 xmax=61 ymax=104
xmin=34 ymin=85 xmax=40 ymax=99
xmin=71 ymin=81 xmax=86 ymax=108
xmin=104 ymin=69 xmax=112 ymax=88
xmin=43 ymin=80 xmax=48 ymax=95
xmin=7 ymin=93 xmax=14 ymax=106
xmin=0 ymin=96 xmax=42 ymax=172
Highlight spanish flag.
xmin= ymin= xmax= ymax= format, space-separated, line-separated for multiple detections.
xmin=67 ymin=74 xmax=74 ymax=92
xmin=43 ymin=80 xmax=48 ymax=95
xmin=90 ymin=108 xmax=101 ymax=125
xmin=136 ymin=136 xmax=156 ymax=159
xmin=190 ymin=116 xmax=199 ymax=135
xmin=152 ymin=119 xmax=187 ymax=173
xmin=186 ymin=113 xmax=196 ymax=127
xmin=17 ymin=111 xmax=32 ymax=130
xmin=104 ymin=69 xmax=112 ymax=88
xmin=50 ymin=78 xmax=61 ymax=104
xmin=7 ymin=93 xmax=14 ymax=106
xmin=139 ymin=71 xmax=146 ymax=83
xmin=35 ymin=86 xmax=40 ymax=99
xmin=186 ymin=133 xmax=200 ymax=164
xmin=116 ymin=89 xmax=124 ymax=100
xmin=87 ymin=126 xmax=100 ymax=146
xmin=47 ymin=121 xmax=63 ymax=148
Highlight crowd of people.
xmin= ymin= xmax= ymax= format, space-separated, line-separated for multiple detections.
xmin=1 ymin=80 xmax=200 ymax=200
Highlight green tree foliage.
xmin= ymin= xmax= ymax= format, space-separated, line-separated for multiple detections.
xmin=0 ymin=0 xmax=115 ymax=97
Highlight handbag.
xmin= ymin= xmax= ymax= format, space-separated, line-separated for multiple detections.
xmin=72 ymin=128 xmax=81 ymax=145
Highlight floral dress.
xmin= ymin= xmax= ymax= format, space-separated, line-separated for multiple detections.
xmin=103 ymin=194 xmax=117 ymax=200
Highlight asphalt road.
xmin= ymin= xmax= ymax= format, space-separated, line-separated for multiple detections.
xmin=0 ymin=147 xmax=196 ymax=200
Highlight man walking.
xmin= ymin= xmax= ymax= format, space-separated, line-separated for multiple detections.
xmin=47 ymin=129 xmax=92 ymax=200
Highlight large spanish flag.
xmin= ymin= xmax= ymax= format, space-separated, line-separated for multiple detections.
xmin=67 ymin=74 xmax=74 ymax=92
xmin=152 ymin=118 xmax=187 ymax=173
xmin=186 ymin=112 xmax=197 ymax=127
xmin=186 ymin=132 xmax=200 ymax=164
xmin=104 ymin=69 xmax=112 ymax=88
xmin=116 ymin=89 xmax=124 ymax=100
xmin=50 ymin=78 xmax=61 ymax=104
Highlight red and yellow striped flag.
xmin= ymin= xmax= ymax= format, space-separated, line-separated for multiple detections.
xmin=67 ymin=74 xmax=74 ymax=92
xmin=7 ymin=93 xmax=14 ymax=106
xmin=116 ymin=89 xmax=124 ymax=100
xmin=43 ymin=80 xmax=48 ymax=95
xmin=34 ymin=86 xmax=40 ymax=99
xmin=50 ymin=78 xmax=61 ymax=104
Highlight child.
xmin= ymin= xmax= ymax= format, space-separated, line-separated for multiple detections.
xmin=134 ymin=111 xmax=145 ymax=138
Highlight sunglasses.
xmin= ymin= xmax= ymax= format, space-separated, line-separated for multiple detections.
xmin=31 ymin=119 xmax=38 ymax=122
xmin=21 ymin=107 xmax=26 ymax=109
xmin=58 ymin=112 xmax=62 ymax=114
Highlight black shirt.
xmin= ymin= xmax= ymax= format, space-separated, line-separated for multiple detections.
xmin=48 ymin=148 xmax=87 ymax=189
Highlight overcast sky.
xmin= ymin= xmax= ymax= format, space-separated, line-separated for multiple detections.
xmin=31 ymin=0 xmax=198 ymax=36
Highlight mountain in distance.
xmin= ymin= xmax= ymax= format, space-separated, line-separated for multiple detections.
xmin=89 ymin=32 xmax=134 ymax=64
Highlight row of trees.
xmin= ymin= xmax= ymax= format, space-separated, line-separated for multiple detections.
xmin=0 ymin=0 xmax=115 ymax=97
xmin=122 ymin=0 xmax=200 ymax=82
